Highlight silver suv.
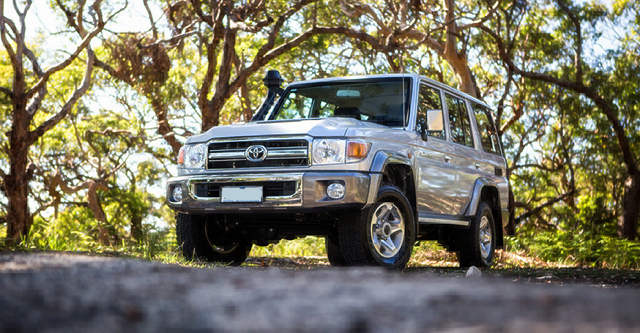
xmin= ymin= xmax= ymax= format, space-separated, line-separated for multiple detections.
xmin=166 ymin=71 xmax=509 ymax=269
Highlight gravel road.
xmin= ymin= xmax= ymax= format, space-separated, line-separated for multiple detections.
xmin=1 ymin=252 xmax=639 ymax=332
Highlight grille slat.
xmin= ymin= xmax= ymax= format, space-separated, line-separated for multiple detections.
xmin=207 ymin=138 xmax=309 ymax=170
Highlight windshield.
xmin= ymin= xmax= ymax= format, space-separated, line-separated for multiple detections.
xmin=268 ymin=77 xmax=412 ymax=127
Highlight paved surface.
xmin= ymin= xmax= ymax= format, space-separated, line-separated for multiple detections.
xmin=1 ymin=252 xmax=640 ymax=332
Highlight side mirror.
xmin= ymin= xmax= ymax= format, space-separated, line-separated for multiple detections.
xmin=419 ymin=110 xmax=444 ymax=141
xmin=426 ymin=110 xmax=444 ymax=132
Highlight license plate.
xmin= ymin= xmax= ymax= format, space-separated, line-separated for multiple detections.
xmin=221 ymin=186 xmax=263 ymax=203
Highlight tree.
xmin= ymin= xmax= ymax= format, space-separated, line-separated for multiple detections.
xmin=0 ymin=0 xmax=120 ymax=244
xmin=481 ymin=0 xmax=640 ymax=239
xmin=333 ymin=0 xmax=501 ymax=98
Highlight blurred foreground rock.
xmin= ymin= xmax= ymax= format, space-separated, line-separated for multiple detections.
xmin=1 ymin=252 xmax=639 ymax=333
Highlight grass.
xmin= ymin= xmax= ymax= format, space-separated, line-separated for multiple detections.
xmin=249 ymin=236 xmax=327 ymax=257
xmin=0 ymin=228 xmax=613 ymax=270
xmin=248 ymin=237 xmax=576 ymax=268
xmin=3 ymin=220 xmax=639 ymax=282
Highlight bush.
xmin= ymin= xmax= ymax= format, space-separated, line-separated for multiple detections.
xmin=506 ymin=230 xmax=640 ymax=269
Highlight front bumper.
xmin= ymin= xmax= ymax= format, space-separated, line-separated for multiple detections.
xmin=166 ymin=172 xmax=376 ymax=214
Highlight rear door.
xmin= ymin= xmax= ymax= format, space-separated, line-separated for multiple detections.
xmin=443 ymin=93 xmax=483 ymax=216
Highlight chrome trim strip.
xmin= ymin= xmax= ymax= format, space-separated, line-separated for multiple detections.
xmin=187 ymin=173 xmax=303 ymax=203
xmin=208 ymin=151 xmax=245 ymax=159
xmin=267 ymin=149 xmax=308 ymax=158
xmin=418 ymin=217 xmax=470 ymax=227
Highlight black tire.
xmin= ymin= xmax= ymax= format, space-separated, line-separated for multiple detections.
xmin=325 ymin=233 xmax=347 ymax=266
xmin=459 ymin=202 xmax=496 ymax=269
xmin=176 ymin=213 xmax=252 ymax=266
xmin=337 ymin=185 xmax=415 ymax=270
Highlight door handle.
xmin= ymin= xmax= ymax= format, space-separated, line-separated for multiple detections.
xmin=444 ymin=155 xmax=451 ymax=163
xmin=475 ymin=163 xmax=481 ymax=170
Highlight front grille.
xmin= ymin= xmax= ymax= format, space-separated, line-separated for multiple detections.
xmin=194 ymin=181 xmax=298 ymax=199
xmin=207 ymin=138 xmax=309 ymax=170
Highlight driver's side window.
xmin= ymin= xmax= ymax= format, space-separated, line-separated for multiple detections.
xmin=416 ymin=84 xmax=444 ymax=139
xmin=276 ymin=92 xmax=313 ymax=120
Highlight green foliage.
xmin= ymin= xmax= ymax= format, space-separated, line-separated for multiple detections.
xmin=24 ymin=208 xmax=103 ymax=252
xmin=250 ymin=237 xmax=327 ymax=258
xmin=20 ymin=205 xmax=176 ymax=260
xmin=507 ymin=227 xmax=640 ymax=269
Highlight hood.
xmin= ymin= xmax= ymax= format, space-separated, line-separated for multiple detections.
xmin=187 ymin=118 xmax=388 ymax=143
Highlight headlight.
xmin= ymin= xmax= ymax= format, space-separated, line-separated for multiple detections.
xmin=179 ymin=143 xmax=206 ymax=168
xmin=312 ymin=139 xmax=371 ymax=165
xmin=312 ymin=139 xmax=345 ymax=165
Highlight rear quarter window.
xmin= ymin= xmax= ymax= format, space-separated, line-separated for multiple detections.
xmin=471 ymin=103 xmax=502 ymax=156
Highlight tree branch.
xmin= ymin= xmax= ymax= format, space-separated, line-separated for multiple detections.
xmin=510 ymin=163 xmax=563 ymax=172
xmin=481 ymin=22 xmax=637 ymax=176
xmin=94 ymin=56 xmax=133 ymax=85
xmin=143 ymin=0 xmax=158 ymax=39
xmin=0 ymin=10 xmax=22 ymax=90
xmin=25 ymin=0 xmax=105 ymax=100
xmin=138 ymin=31 xmax=197 ymax=49
xmin=515 ymin=190 xmax=575 ymax=224
xmin=457 ymin=0 xmax=501 ymax=31
xmin=24 ymin=46 xmax=45 ymax=116
xmin=443 ymin=0 xmax=457 ymax=59
xmin=29 ymin=47 xmax=96 ymax=144
xmin=0 ymin=86 xmax=12 ymax=97
xmin=555 ymin=0 xmax=583 ymax=83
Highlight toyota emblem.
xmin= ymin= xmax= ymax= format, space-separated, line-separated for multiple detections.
xmin=245 ymin=145 xmax=267 ymax=162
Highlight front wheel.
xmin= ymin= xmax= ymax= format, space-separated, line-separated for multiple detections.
xmin=337 ymin=185 xmax=415 ymax=270
xmin=176 ymin=213 xmax=252 ymax=266
xmin=325 ymin=233 xmax=347 ymax=266
xmin=459 ymin=202 xmax=496 ymax=269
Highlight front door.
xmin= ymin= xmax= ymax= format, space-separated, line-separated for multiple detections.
xmin=415 ymin=83 xmax=456 ymax=215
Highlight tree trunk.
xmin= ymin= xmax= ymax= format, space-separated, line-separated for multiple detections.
xmin=618 ymin=173 xmax=640 ymax=240
xmin=202 ymin=99 xmax=221 ymax=132
xmin=86 ymin=181 xmax=111 ymax=246
xmin=5 ymin=104 xmax=32 ymax=245
xmin=451 ymin=60 xmax=478 ymax=98
xmin=147 ymin=88 xmax=181 ymax=157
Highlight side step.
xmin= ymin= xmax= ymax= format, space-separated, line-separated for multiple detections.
xmin=418 ymin=214 xmax=470 ymax=227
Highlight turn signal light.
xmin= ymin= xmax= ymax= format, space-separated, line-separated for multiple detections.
xmin=178 ymin=147 xmax=185 ymax=164
xmin=347 ymin=141 xmax=371 ymax=159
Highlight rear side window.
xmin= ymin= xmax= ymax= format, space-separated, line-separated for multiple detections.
xmin=416 ymin=84 xmax=444 ymax=139
xmin=472 ymin=103 xmax=502 ymax=156
xmin=445 ymin=94 xmax=473 ymax=148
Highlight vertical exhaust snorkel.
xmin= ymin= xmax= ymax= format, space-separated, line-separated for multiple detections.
xmin=251 ymin=70 xmax=284 ymax=122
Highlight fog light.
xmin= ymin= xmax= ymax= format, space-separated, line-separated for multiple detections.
xmin=172 ymin=186 xmax=183 ymax=202
xmin=327 ymin=183 xmax=345 ymax=200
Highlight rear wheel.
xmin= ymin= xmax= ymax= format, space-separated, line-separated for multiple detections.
xmin=176 ymin=213 xmax=252 ymax=266
xmin=459 ymin=202 xmax=495 ymax=269
xmin=337 ymin=185 xmax=415 ymax=269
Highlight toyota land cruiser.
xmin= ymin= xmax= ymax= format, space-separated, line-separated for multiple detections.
xmin=166 ymin=70 xmax=509 ymax=269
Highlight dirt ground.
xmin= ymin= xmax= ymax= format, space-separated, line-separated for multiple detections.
xmin=1 ymin=252 xmax=640 ymax=332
